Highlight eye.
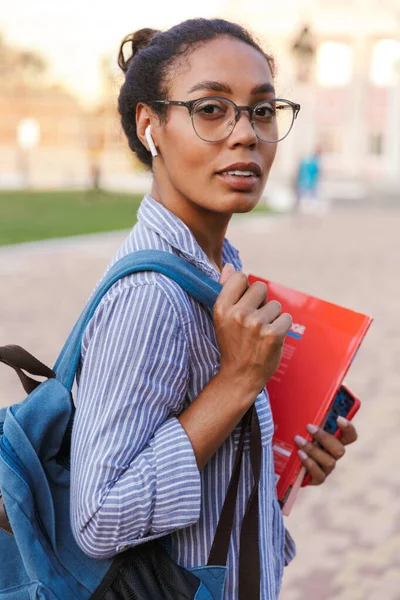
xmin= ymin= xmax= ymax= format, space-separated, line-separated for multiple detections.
xmin=254 ymin=103 xmax=275 ymax=120
xmin=193 ymin=99 xmax=229 ymax=119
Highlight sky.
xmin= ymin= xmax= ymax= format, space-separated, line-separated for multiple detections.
xmin=0 ymin=0 xmax=225 ymax=105
xmin=2 ymin=0 xmax=398 ymax=105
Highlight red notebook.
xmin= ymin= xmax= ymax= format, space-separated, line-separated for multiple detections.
xmin=248 ymin=274 xmax=372 ymax=514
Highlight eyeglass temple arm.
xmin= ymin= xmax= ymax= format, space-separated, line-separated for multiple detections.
xmin=293 ymin=103 xmax=301 ymax=117
xmin=152 ymin=100 xmax=190 ymax=108
xmin=150 ymin=100 xmax=193 ymax=114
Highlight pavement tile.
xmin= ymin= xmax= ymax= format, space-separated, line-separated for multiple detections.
xmin=1 ymin=209 xmax=399 ymax=598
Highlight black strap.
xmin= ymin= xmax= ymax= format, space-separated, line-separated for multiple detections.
xmin=0 ymin=345 xmax=55 ymax=394
xmin=208 ymin=404 xmax=262 ymax=600
xmin=239 ymin=406 xmax=261 ymax=599
xmin=207 ymin=407 xmax=252 ymax=567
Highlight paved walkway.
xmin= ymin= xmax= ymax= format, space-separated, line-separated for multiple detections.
xmin=1 ymin=209 xmax=399 ymax=598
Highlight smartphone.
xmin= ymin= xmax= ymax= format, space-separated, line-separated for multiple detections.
xmin=302 ymin=384 xmax=360 ymax=486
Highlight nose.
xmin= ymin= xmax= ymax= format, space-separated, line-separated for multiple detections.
xmin=228 ymin=109 xmax=257 ymax=146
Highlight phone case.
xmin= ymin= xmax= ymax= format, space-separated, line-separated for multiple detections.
xmin=302 ymin=384 xmax=361 ymax=486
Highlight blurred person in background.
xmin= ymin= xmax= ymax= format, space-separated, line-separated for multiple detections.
xmin=70 ymin=19 xmax=357 ymax=599
xmin=295 ymin=146 xmax=323 ymax=213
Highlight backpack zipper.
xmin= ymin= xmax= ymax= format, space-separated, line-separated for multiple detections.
xmin=0 ymin=432 xmax=30 ymax=484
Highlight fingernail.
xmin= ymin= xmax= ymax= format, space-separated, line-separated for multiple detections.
xmin=306 ymin=424 xmax=318 ymax=435
xmin=222 ymin=263 xmax=234 ymax=273
xmin=298 ymin=450 xmax=308 ymax=460
xmin=337 ymin=416 xmax=349 ymax=427
xmin=294 ymin=435 xmax=307 ymax=447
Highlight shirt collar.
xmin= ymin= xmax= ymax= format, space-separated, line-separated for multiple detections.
xmin=137 ymin=194 xmax=242 ymax=281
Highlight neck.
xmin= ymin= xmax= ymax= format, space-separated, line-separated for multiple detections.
xmin=150 ymin=179 xmax=231 ymax=273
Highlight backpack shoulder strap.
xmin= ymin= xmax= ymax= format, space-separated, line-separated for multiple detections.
xmin=54 ymin=250 xmax=222 ymax=391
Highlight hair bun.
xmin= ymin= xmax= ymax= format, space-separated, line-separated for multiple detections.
xmin=118 ymin=28 xmax=160 ymax=74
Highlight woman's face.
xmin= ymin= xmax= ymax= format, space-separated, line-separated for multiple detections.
xmin=151 ymin=36 xmax=278 ymax=216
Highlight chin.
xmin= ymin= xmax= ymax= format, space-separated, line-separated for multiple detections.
xmin=234 ymin=200 xmax=260 ymax=213
xmin=213 ymin=178 xmax=268 ymax=214
xmin=226 ymin=192 xmax=262 ymax=214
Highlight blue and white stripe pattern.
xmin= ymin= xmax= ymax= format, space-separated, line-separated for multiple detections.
xmin=71 ymin=194 xmax=296 ymax=599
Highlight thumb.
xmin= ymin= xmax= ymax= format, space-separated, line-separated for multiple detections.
xmin=219 ymin=263 xmax=236 ymax=285
xmin=336 ymin=417 xmax=358 ymax=445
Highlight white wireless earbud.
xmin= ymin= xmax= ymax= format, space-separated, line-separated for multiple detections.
xmin=145 ymin=125 xmax=158 ymax=158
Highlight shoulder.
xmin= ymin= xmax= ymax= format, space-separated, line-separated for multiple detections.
xmin=82 ymin=270 xmax=194 ymax=357
xmin=102 ymin=270 xmax=193 ymax=323
xmin=95 ymin=215 xmax=196 ymax=313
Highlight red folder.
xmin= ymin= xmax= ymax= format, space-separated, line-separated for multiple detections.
xmin=248 ymin=274 xmax=372 ymax=513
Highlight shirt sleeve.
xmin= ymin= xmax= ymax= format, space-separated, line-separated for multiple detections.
xmin=70 ymin=281 xmax=201 ymax=559
xmin=284 ymin=528 xmax=296 ymax=566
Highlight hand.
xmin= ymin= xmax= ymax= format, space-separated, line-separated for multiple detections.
xmin=215 ymin=264 xmax=292 ymax=401
xmin=294 ymin=417 xmax=358 ymax=486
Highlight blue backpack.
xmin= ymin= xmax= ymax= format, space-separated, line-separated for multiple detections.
xmin=0 ymin=250 xmax=261 ymax=600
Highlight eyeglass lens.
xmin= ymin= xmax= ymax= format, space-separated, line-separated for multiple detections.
xmin=191 ymin=98 xmax=295 ymax=143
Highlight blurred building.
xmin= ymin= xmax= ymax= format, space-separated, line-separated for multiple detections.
xmin=0 ymin=46 xmax=135 ymax=191
xmin=0 ymin=87 xmax=88 ymax=188
xmin=225 ymin=0 xmax=400 ymax=204
xmin=0 ymin=1 xmax=399 ymax=204
xmin=0 ymin=85 xmax=137 ymax=191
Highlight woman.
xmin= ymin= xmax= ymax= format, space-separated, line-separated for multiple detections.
xmin=71 ymin=18 xmax=357 ymax=599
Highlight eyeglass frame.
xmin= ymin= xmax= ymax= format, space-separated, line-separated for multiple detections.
xmin=149 ymin=97 xmax=301 ymax=144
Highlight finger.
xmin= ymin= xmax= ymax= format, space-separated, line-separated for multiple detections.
xmin=306 ymin=424 xmax=346 ymax=460
xmin=258 ymin=299 xmax=282 ymax=323
xmin=235 ymin=281 xmax=268 ymax=311
xmin=262 ymin=312 xmax=293 ymax=338
xmin=298 ymin=450 xmax=326 ymax=486
xmin=215 ymin=271 xmax=249 ymax=309
xmin=219 ymin=263 xmax=236 ymax=285
xmin=336 ymin=417 xmax=358 ymax=445
xmin=294 ymin=436 xmax=336 ymax=475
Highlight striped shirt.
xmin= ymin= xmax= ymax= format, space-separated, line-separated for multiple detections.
xmin=71 ymin=194 xmax=296 ymax=599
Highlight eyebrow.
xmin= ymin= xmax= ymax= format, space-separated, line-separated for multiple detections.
xmin=188 ymin=81 xmax=232 ymax=94
xmin=251 ymin=83 xmax=276 ymax=95
xmin=187 ymin=81 xmax=276 ymax=96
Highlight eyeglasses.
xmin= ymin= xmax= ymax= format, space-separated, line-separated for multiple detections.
xmin=149 ymin=97 xmax=300 ymax=144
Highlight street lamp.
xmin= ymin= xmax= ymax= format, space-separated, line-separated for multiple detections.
xmin=16 ymin=118 xmax=40 ymax=188
xmin=290 ymin=24 xmax=317 ymax=171
xmin=291 ymin=25 xmax=316 ymax=84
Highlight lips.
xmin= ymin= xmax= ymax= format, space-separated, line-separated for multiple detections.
xmin=217 ymin=162 xmax=262 ymax=177
xmin=216 ymin=162 xmax=262 ymax=192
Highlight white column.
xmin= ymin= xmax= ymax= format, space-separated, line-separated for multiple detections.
xmin=342 ymin=34 xmax=369 ymax=183
xmin=293 ymin=81 xmax=317 ymax=159
xmin=384 ymin=13 xmax=400 ymax=186
xmin=385 ymin=75 xmax=400 ymax=185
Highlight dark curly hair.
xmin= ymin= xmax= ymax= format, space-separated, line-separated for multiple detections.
xmin=117 ymin=18 xmax=276 ymax=169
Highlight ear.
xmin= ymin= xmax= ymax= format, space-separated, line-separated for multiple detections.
xmin=136 ymin=103 xmax=158 ymax=155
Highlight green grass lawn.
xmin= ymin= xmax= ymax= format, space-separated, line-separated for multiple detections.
xmin=0 ymin=190 xmax=143 ymax=246
xmin=0 ymin=189 xmax=271 ymax=247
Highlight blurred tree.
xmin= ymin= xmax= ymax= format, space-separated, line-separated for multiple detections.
xmin=0 ymin=33 xmax=48 ymax=90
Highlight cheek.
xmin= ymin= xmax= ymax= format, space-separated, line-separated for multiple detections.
xmin=163 ymin=124 xmax=215 ymax=181
xmin=262 ymin=144 xmax=277 ymax=170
